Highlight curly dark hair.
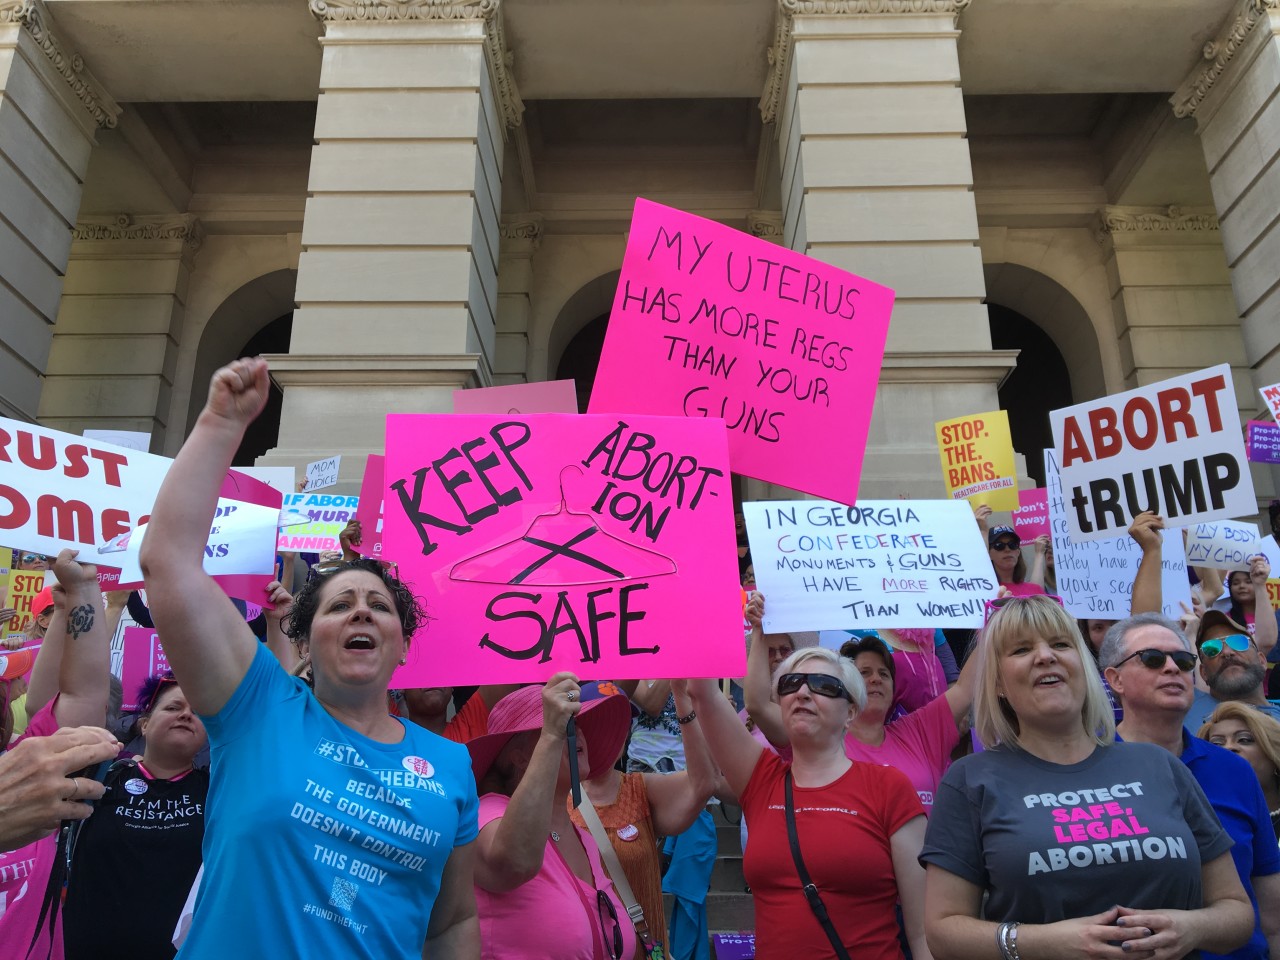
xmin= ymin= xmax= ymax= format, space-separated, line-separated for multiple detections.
xmin=284 ymin=558 xmax=427 ymax=646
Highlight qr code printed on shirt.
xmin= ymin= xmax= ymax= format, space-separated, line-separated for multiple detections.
xmin=329 ymin=876 xmax=359 ymax=912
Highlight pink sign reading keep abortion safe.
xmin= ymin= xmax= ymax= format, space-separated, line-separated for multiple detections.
xmin=589 ymin=199 xmax=895 ymax=506
xmin=382 ymin=413 xmax=743 ymax=687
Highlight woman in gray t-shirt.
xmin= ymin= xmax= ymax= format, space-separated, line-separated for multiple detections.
xmin=920 ymin=596 xmax=1252 ymax=960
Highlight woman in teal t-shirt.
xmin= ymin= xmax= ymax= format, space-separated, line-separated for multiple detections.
xmin=138 ymin=357 xmax=480 ymax=960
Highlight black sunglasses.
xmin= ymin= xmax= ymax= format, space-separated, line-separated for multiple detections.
xmin=777 ymin=672 xmax=853 ymax=701
xmin=596 ymin=890 xmax=622 ymax=960
xmin=1113 ymin=648 xmax=1197 ymax=672
xmin=990 ymin=541 xmax=1020 ymax=552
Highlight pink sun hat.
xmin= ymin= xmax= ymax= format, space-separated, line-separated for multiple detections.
xmin=467 ymin=683 xmax=632 ymax=787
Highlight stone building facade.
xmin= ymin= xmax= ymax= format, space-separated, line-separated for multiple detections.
xmin=3 ymin=0 xmax=1278 ymax=510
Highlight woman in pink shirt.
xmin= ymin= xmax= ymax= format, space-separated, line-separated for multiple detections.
xmin=469 ymin=678 xmax=637 ymax=960
xmin=743 ymin=595 xmax=981 ymax=815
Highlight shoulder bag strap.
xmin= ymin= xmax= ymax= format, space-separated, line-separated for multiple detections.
xmin=784 ymin=771 xmax=852 ymax=960
xmin=579 ymin=794 xmax=660 ymax=956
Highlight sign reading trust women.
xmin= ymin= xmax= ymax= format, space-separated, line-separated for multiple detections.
xmin=382 ymin=413 xmax=742 ymax=686
xmin=1049 ymin=364 xmax=1255 ymax=543
xmin=588 ymin=198 xmax=894 ymax=505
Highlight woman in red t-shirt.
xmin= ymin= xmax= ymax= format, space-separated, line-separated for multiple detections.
xmin=689 ymin=616 xmax=929 ymax=960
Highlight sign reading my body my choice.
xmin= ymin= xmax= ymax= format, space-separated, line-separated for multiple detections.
xmin=589 ymin=198 xmax=894 ymax=505
xmin=1045 ymin=448 xmax=1190 ymax=620
xmin=743 ymin=499 xmax=995 ymax=632
xmin=1049 ymin=364 xmax=1255 ymax=543
xmin=382 ymin=413 xmax=742 ymax=686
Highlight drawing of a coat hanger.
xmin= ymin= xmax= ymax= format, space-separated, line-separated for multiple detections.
xmin=449 ymin=465 xmax=677 ymax=586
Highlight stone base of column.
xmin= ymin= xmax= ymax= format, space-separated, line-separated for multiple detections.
xmin=257 ymin=353 xmax=485 ymax=490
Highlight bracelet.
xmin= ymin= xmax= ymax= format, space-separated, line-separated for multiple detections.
xmin=676 ymin=710 xmax=697 ymax=725
xmin=996 ymin=923 xmax=1012 ymax=960
xmin=1007 ymin=922 xmax=1022 ymax=960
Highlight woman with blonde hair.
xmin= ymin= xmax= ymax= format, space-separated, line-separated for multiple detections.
xmin=1201 ymin=702 xmax=1280 ymax=841
xmin=922 ymin=595 xmax=1253 ymax=960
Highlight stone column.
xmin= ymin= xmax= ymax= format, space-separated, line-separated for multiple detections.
xmin=1095 ymin=205 xmax=1247 ymax=390
xmin=1173 ymin=0 xmax=1280 ymax=498
xmin=493 ymin=215 xmax=542 ymax=386
xmin=36 ymin=215 xmax=203 ymax=450
xmin=762 ymin=0 xmax=1014 ymax=500
xmin=0 ymin=0 xmax=119 ymax=421
xmin=266 ymin=0 xmax=522 ymax=483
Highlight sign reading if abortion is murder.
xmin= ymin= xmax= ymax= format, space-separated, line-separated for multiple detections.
xmin=1049 ymin=364 xmax=1255 ymax=543
xmin=742 ymin=499 xmax=995 ymax=633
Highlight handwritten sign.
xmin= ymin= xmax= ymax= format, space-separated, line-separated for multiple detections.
xmin=935 ymin=410 xmax=1019 ymax=511
xmin=453 ymin=380 xmax=578 ymax=414
xmin=1045 ymin=448 xmax=1190 ymax=620
xmin=0 ymin=417 xmax=171 ymax=557
xmin=1256 ymin=536 xmax=1280 ymax=612
xmin=304 ymin=456 xmax=341 ymax=492
xmin=277 ymin=493 xmax=359 ymax=551
xmin=743 ymin=500 xmax=996 ymax=632
xmin=588 ymin=198 xmax=894 ymax=505
xmin=119 ymin=626 xmax=171 ymax=711
xmin=1261 ymin=382 xmax=1280 ymax=423
xmin=1184 ymin=520 xmax=1261 ymax=572
xmin=1049 ymin=365 xmax=1255 ymax=543
xmin=1013 ymin=487 xmax=1050 ymax=539
xmin=1247 ymin=420 xmax=1280 ymax=464
xmin=353 ymin=454 xmax=385 ymax=558
xmin=383 ymin=413 xmax=741 ymax=686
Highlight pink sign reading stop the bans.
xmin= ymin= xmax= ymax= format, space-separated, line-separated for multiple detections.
xmin=589 ymin=198 xmax=895 ymax=506
xmin=382 ymin=412 xmax=742 ymax=686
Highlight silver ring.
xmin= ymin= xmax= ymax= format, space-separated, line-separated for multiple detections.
xmin=566 ymin=691 xmax=576 ymax=701
xmin=65 ymin=777 xmax=79 ymax=801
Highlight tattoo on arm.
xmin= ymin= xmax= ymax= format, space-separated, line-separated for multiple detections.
xmin=66 ymin=604 xmax=95 ymax=641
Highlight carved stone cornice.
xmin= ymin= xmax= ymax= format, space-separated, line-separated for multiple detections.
xmin=1092 ymin=205 xmax=1220 ymax=246
xmin=1172 ymin=0 xmax=1280 ymax=119
xmin=747 ymin=211 xmax=784 ymax=241
xmin=309 ymin=0 xmax=523 ymax=132
xmin=0 ymin=0 xmax=119 ymax=129
xmin=759 ymin=0 xmax=972 ymax=123
xmin=73 ymin=214 xmax=205 ymax=255
xmin=499 ymin=214 xmax=542 ymax=246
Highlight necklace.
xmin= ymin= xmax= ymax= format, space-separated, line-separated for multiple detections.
xmin=550 ymin=830 xmax=561 ymax=842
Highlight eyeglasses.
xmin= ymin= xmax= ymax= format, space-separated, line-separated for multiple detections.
xmin=1113 ymin=648 xmax=1197 ymax=672
xmin=982 ymin=593 xmax=1066 ymax=625
xmin=144 ymin=676 xmax=179 ymax=714
xmin=596 ymin=890 xmax=623 ymax=960
xmin=990 ymin=541 xmax=1020 ymax=552
xmin=19 ymin=554 xmax=44 ymax=564
xmin=307 ymin=557 xmax=399 ymax=583
xmin=1199 ymin=634 xmax=1254 ymax=659
xmin=776 ymin=672 xmax=854 ymax=701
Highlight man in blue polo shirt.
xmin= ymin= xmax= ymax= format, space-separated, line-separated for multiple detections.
xmin=1101 ymin=612 xmax=1280 ymax=960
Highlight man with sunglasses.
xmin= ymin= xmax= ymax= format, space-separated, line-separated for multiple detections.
xmin=1101 ymin=613 xmax=1280 ymax=960
xmin=1184 ymin=611 xmax=1280 ymax=732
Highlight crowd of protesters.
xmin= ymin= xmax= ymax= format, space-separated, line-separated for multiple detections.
xmin=0 ymin=355 xmax=1278 ymax=960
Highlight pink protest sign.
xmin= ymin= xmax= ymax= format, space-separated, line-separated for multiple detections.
xmin=588 ymin=198 xmax=894 ymax=505
xmin=1012 ymin=487 xmax=1050 ymax=539
xmin=119 ymin=625 xmax=171 ymax=711
xmin=453 ymin=380 xmax=579 ymax=415
xmin=382 ymin=413 xmax=742 ymax=686
xmin=353 ymin=454 xmax=385 ymax=558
